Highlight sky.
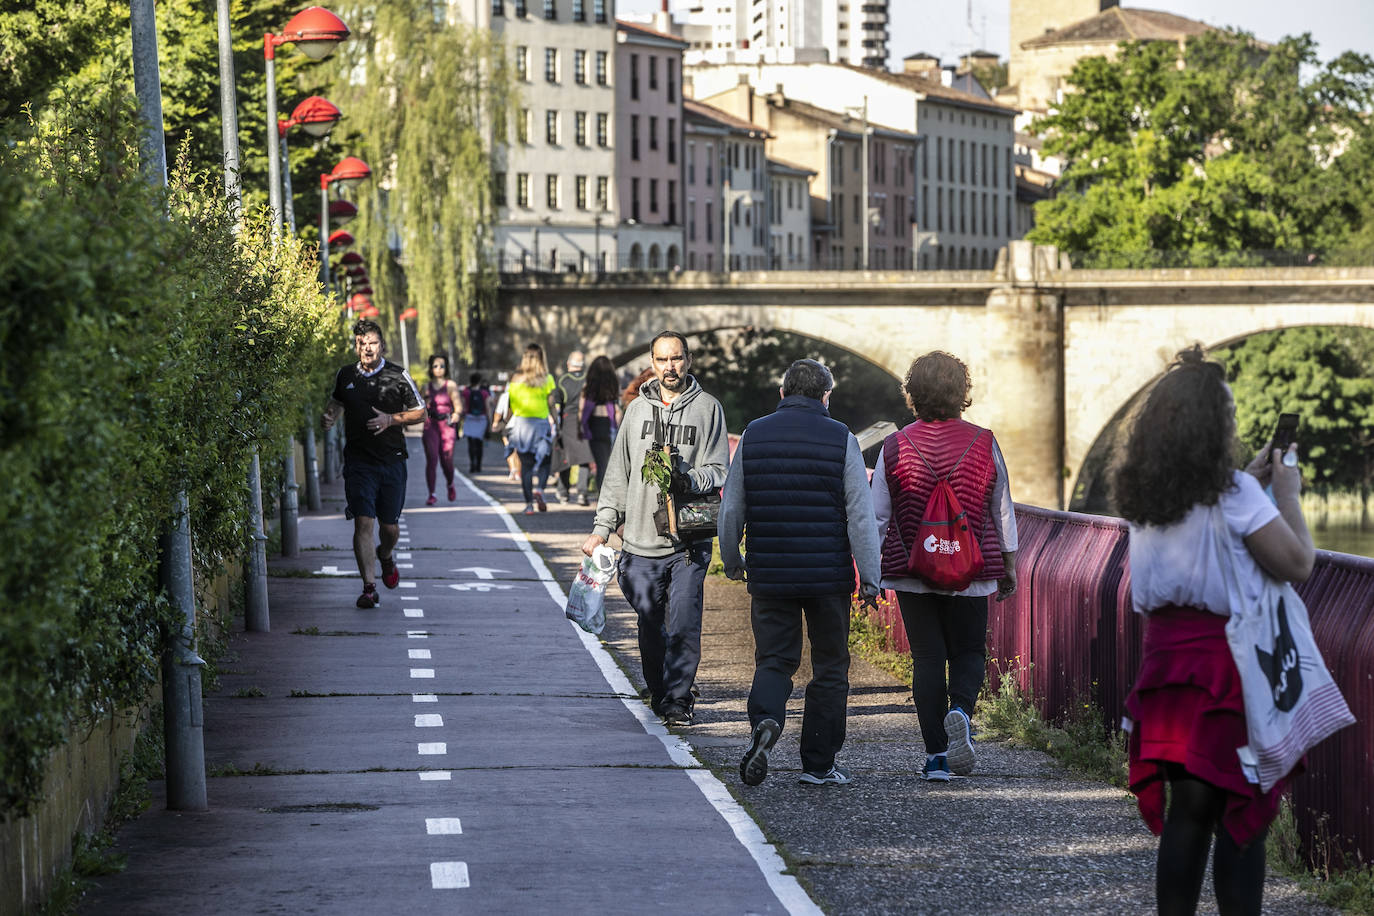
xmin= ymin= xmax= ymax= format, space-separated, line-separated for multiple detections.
xmin=618 ymin=0 xmax=1374 ymax=66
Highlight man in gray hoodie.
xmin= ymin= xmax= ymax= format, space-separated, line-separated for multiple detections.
xmin=581 ymin=331 xmax=730 ymax=727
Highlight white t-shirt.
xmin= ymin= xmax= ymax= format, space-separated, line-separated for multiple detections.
xmin=1128 ymin=470 xmax=1280 ymax=617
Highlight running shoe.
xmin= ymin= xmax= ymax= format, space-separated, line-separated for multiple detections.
xmin=944 ymin=707 xmax=976 ymax=776
xmin=379 ymin=553 xmax=400 ymax=590
xmin=356 ymin=584 xmax=380 ymax=609
xmin=533 ymin=491 xmax=547 ymax=512
xmin=447 ymin=484 xmax=457 ymax=502
xmin=920 ymin=755 xmax=951 ymax=782
xmin=577 ymin=492 xmax=590 ymax=506
xmin=798 ymin=765 xmax=852 ymax=786
xmin=524 ymin=503 xmax=535 ymax=515
xmin=660 ymin=702 xmax=694 ymax=727
xmin=425 ymin=494 xmax=437 ymax=506
xmin=740 ymin=718 xmax=781 ymax=786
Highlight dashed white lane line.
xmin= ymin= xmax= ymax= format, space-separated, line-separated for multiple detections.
xmin=431 ymin=862 xmax=469 ymax=889
xmin=407 ymin=630 xmax=428 ymax=638
xmin=409 ymin=648 xmax=432 ymax=660
xmin=412 ymin=694 xmax=438 ymax=702
xmin=397 ymin=552 xmax=412 ymax=559
xmin=399 ymin=582 xmax=416 ymax=589
xmin=415 ymin=714 xmax=444 ymax=727
xmin=404 ymin=609 xmax=425 ymax=618
xmin=455 ymin=471 xmax=822 ymax=916
xmin=418 ymin=771 xmax=451 ymax=781
xmin=425 ymin=818 xmax=463 ymax=835
xmin=410 ymin=668 xmax=435 ymax=678
xmin=400 ymin=596 xmax=419 ymax=601
xmin=399 ymin=563 xmax=415 ymax=569
xmin=417 ymin=742 xmax=447 ymax=755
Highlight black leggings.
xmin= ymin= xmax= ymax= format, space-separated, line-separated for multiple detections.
xmin=1157 ymin=764 xmax=1266 ymax=915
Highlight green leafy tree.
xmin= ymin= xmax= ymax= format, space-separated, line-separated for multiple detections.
xmin=1029 ymin=31 xmax=1374 ymax=264
xmin=325 ymin=1 xmax=515 ymax=361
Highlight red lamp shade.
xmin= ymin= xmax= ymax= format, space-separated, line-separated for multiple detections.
xmin=328 ymin=156 xmax=371 ymax=189
xmin=346 ymin=266 xmax=367 ymax=278
xmin=359 ymin=305 xmax=381 ymax=318
xmin=290 ymin=95 xmax=342 ymax=137
xmin=338 ymin=251 xmax=364 ymax=265
xmin=329 ymin=199 xmax=357 ymax=226
xmin=399 ymin=308 xmax=418 ymax=321
xmin=352 ymin=285 xmax=373 ymax=295
xmin=348 ymin=293 xmax=373 ymax=310
xmin=280 ymin=7 xmax=350 ymax=60
xmin=328 ymin=229 xmax=354 ymax=248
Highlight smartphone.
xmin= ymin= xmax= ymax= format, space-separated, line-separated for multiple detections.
xmin=1270 ymin=413 xmax=1300 ymax=453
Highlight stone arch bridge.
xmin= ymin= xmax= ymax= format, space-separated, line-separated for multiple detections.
xmin=482 ymin=243 xmax=1374 ymax=510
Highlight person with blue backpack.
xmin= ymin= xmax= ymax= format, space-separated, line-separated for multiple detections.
xmin=458 ymin=372 xmax=492 ymax=474
xmin=872 ymin=351 xmax=1018 ymax=782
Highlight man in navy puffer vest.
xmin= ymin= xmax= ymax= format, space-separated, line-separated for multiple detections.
xmin=719 ymin=359 xmax=882 ymax=787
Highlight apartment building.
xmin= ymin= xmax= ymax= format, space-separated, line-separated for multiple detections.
xmin=690 ymin=61 xmax=1019 ymax=268
xmin=682 ymin=99 xmax=770 ymax=271
xmin=615 ymin=20 xmax=688 ymax=269
xmin=454 ymin=0 xmax=618 ymax=271
xmin=767 ymin=159 xmax=815 ymax=269
xmin=668 ymin=0 xmax=890 ymax=69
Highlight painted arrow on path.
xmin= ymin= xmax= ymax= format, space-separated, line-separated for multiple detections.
xmin=446 ymin=583 xmax=522 ymax=592
xmin=450 ymin=567 xmax=509 ymax=580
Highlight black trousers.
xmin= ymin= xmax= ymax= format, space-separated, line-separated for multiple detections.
xmin=747 ymin=592 xmax=851 ymax=774
xmin=896 ymin=591 xmax=989 ymax=756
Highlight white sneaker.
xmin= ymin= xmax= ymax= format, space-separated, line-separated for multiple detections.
xmin=944 ymin=707 xmax=976 ymax=776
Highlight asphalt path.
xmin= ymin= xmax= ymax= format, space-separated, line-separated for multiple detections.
xmin=81 ymin=436 xmax=815 ymax=915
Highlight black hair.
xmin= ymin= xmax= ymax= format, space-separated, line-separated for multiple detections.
xmin=650 ymin=330 xmax=691 ymax=358
xmin=469 ymin=372 xmax=483 ymax=386
xmin=352 ymin=319 xmax=384 ymax=343
xmin=781 ymin=359 xmax=834 ymax=400
xmin=427 ymin=353 xmax=448 ymax=380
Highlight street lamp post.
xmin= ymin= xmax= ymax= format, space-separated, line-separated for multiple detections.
xmin=319 ymin=157 xmax=372 ymax=290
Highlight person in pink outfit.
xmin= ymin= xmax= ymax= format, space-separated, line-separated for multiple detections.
xmin=422 ymin=354 xmax=460 ymax=505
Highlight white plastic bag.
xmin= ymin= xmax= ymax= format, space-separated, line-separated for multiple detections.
xmin=567 ymin=545 xmax=616 ymax=635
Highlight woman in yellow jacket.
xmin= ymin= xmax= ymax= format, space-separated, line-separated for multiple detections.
xmin=505 ymin=343 xmax=558 ymax=515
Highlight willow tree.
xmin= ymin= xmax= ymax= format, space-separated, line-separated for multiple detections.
xmin=327 ymin=3 xmax=513 ymax=363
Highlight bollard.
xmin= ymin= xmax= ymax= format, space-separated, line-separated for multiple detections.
xmin=281 ymin=443 xmax=300 ymax=557
xmin=302 ymin=411 xmax=322 ymax=511
xmin=245 ymin=449 xmax=271 ymax=631
xmin=157 ymin=491 xmax=208 ymax=810
xmin=320 ymin=418 xmax=335 ymax=484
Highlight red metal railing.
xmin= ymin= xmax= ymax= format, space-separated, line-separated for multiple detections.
xmin=856 ymin=503 xmax=1374 ymax=864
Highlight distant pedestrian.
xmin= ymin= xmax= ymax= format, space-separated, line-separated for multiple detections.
xmin=506 ymin=343 xmax=558 ymax=515
xmin=582 ymin=331 xmax=730 ymax=727
xmin=321 ymin=319 xmax=425 ymax=609
xmin=458 ymin=372 xmax=492 ymax=474
xmin=719 ymin=359 xmax=881 ymax=787
xmin=873 ymin=351 xmax=1018 ymax=782
xmin=552 ymin=350 xmax=594 ymax=505
xmin=1113 ymin=346 xmax=1314 ymax=916
xmin=421 ymin=354 xmax=460 ymax=506
xmin=578 ymin=355 xmax=623 ymax=498
xmin=492 ymin=384 xmax=521 ymax=483
xmin=622 ymin=366 xmax=654 ymax=408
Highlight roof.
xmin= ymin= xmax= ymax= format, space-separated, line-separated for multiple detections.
xmin=904 ymin=51 xmax=939 ymax=61
xmin=1021 ymin=7 xmax=1215 ymax=49
xmin=615 ymin=19 xmax=690 ymax=47
xmin=771 ymin=96 xmax=912 ymax=139
xmin=837 ymin=64 xmax=1019 ymax=116
xmin=683 ymin=98 xmax=771 ymax=137
xmin=766 ymin=156 xmax=816 ymax=177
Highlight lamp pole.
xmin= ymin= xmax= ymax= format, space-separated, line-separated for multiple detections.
xmin=132 ymin=0 xmax=208 ymax=812
xmin=860 ymin=96 xmax=869 ymax=270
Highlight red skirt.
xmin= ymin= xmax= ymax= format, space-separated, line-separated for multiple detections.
xmin=1125 ymin=605 xmax=1295 ymax=847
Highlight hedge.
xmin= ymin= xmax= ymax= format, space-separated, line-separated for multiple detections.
xmin=0 ymin=93 xmax=344 ymax=816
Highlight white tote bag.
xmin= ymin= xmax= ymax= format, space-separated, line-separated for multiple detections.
xmin=566 ymin=545 xmax=616 ymax=636
xmin=1212 ymin=508 xmax=1355 ymax=791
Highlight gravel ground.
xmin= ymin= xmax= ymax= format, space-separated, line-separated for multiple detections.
xmin=476 ymin=457 xmax=1330 ymax=915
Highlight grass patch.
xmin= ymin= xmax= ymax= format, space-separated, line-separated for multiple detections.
xmin=291 ymin=627 xmax=381 ymax=637
xmin=1268 ymin=800 xmax=1374 ymax=913
xmin=976 ymin=664 xmax=1128 ymax=787
xmin=208 ymin=762 xmax=316 ymax=777
xmin=847 ymin=607 xmax=912 ymax=684
xmin=268 ymin=568 xmax=329 ymax=578
xmin=232 ymin=686 xmax=266 ymax=698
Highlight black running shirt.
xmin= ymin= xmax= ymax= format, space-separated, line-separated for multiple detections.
xmin=331 ymin=358 xmax=424 ymax=464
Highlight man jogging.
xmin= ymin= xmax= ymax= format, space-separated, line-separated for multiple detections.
xmin=581 ymin=332 xmax=729 ymax=727
xmin=718 ymin=359 xmax=882 ymax=786
xmin=322 ymin=319 xmax=425 ymax=608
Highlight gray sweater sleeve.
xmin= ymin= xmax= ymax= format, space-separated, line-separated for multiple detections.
xmin=683 ymin=399 xmax=730 ymax=494
xmin=844 ymin=435 xmax=882 ymax=589
xmin=717 ymin=430 xmax=748 ymax=574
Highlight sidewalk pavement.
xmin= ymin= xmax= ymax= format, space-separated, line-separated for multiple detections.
xmin=82 ymin=436 xmax=1328 ymax=915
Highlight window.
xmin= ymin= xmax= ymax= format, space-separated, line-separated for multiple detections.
xmin=546 ymin=174 xmax=560 ymax=208
xmin=981 ymin=144 xmax=988 ymax=186
xmin=493 ymin=171 xmax=507 ymax=206
xmin=596 ymin=112 xmax=609 ymax=147
xmin=573 ymin=0 xmax=584 ymax=20
xmin=631 ymin=177 xmax=641 ymax=221
xmin=688 ymin=196 xmax=696 ymax=240
xmin=514 ymin=0 xmax=527 ymax=15
xmin=546 ymin=110 xmax=559 ymax=145
xmin=991 ymin=147 xmax=998 ymax=189
xmin=630 ymin=114 xmax=639 ymax=160
xmin=936 ymin=189 xmax=942 ymax=231
xmin=493 ymin=0 xmax=504 ymax=16
xmin=687 ymin=141 xmax=695 ymax=183
xmin=516 ymin=173 xmax=530 ymax=208
xmin=649 ymin=116 xmax=658 ymax=151
xmin=922 ymin=184 xmax=928 ymax=229
xmin=667 ymin=118 xmax=676 ymax=164
xmin=595 ymin=51 xmax=608 ymax=85
xmin=516 ymin=108 xmax=531 ymax=144
xmin=576 ymin=175 xmax=588 ymax=210
xmin=574 ymin=49 xmax=586 ymax=84
xmin=543 ymin=0 xmax=555 ymax=19
xmin=705 ymin=200 xmax=713 ymax=242
xmin=630 ymin=54 xmax=639 ymax=100
xmin=515 ymin=46 xmax=528 ymax=81
xmin=596 ymin=176 xmax=609 ymax=209
xmin=852 ymin=194 xmax=859 ymax=223
xmin=834 ymin=145 xmax=843 ymax=178
xmin=666 ymin=60 xmax=676 ymax=102
xmin=649 ymin=56 xmax=658 ymax=91
xmin=959 ymin=190 xmax=965 ymax=233
xmin=936 ymin=138 xmax=942 ymax=181
xmin=593 ymin=0 xmax=606 ymax=22
xmin=650 ymin=178 xmax=659 ymax=214
xmin=575 ymin=111 xmax=587 ymax=146
xmin=959 ymin=140 xmax=965 ymax=183
xmin=835 ymin=194 xmax=844 ymax=236
xmin=705 ymin=143 xmax=713 ymax=185
xmin=544 ymin=48 xmax=558 ymax=83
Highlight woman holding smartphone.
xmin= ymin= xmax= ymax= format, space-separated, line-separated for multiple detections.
xmin=1113 ymin=345 xmax=1314 ymax=915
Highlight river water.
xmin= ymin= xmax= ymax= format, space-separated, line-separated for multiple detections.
xmin=1312 ymin=526 xmax=1374 ymax=560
